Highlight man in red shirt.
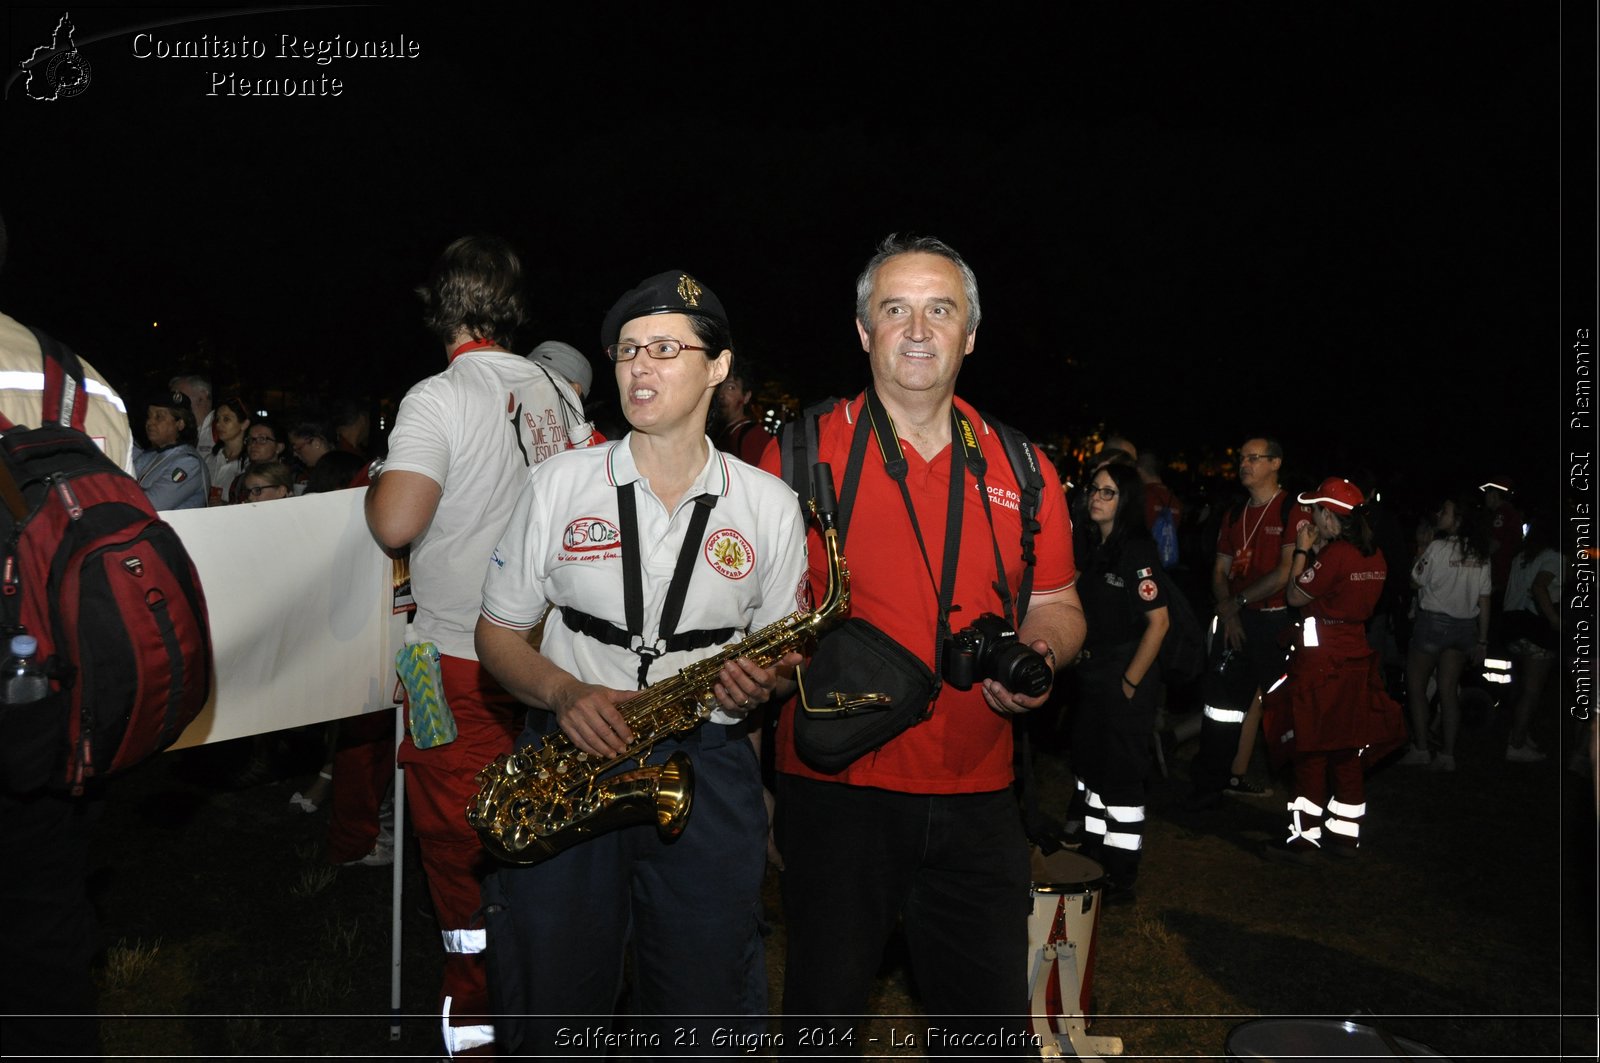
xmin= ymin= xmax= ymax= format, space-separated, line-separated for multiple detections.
xmin=711 ymin=355 xmax=770 ymax=464
xmin=1188 ymin=436 xmax=1313 ymax=808
xmin=761 ymin=234 xmax=1085 ymax=1050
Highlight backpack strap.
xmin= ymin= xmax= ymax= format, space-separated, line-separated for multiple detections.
xmin=25 ymin=327 xmax=90 ymax=432
xmin=985 ymin=414 xmax=1043 ymax=625
xmin=779 ymin=396 xmax=839 ymax=504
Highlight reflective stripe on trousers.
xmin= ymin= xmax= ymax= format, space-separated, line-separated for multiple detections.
xmin=1285 ymin=794 xmax=1324 ymax=847
xmin=1081 ymin=783 xmax=1143 ymax=852
xmin=1204 ymin=704 xmax=1246 ymax=724
xmin=442 ymin=928 xmax=486 ymax=954
xmin=441 ymin=994 xmax=495 ymax=1056
xmin=1324 ymin=797 xmax=1366 ymax=843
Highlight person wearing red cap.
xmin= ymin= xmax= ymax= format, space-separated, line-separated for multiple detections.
xmin=1261 ymin=478 xmax=1404 ymax=864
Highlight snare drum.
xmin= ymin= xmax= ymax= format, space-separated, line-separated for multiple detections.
xmin=1225 ymin=1018 xmax=1448 ymax=1061
xmin=1026 ymin=847 xmax=1107 ymax=1020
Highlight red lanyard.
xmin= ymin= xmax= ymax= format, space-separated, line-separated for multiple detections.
xmin=449 ymin=338 xmax=500 ymax=362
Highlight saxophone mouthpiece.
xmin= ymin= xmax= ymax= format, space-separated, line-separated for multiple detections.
xmin=811 ymin=462 xmax=838 ymax=526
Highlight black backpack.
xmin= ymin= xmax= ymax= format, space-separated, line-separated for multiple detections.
xmin=1152 ymin=567 xmax=1206 ymax=684
xmin=0 ymin=328 xmax=213 ymax=793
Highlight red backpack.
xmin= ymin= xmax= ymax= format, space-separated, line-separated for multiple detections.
xmin=0 ymin=327 xmax=213 ymax=793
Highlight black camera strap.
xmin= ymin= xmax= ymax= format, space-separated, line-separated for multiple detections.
xmin=859 ymin=387 xmax=979 ymax=708
xmin=959 ymin=421 xmax=1021 ymax=632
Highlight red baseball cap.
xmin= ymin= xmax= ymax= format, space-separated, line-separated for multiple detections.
xmin=1297 ymin=477 xmax=1365 ymax=513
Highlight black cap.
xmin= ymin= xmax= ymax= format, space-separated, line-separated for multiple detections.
xmin=600 ymin=270 xmax=727 ymax=349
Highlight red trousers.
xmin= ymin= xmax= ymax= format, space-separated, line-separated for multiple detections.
xmin=326 ymin=708 xmax=396 ymax=865
xmin=395 ymin=654 xmax=523 ymax=1058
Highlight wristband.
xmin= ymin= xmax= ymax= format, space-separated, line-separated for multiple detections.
xmin=1123 ymin=674 xmax=1139 ymax=690
xmin=1293 ymin=548 xmax=1309 ymax=558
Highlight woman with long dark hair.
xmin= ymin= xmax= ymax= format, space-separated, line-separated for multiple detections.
xmin=1066 ymin=459 xmax=1169 ymax=904
xmin=1399 ymin=493 xmax=1494 ymax=772
xmin=205 ymin=397 xmax=251 ymax=505
xmin=1262 ymin=478 xmax=1403 ymax=863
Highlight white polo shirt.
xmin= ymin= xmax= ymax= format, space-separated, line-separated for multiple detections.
xmin=482 ymin=436 xmax=807 ymax=726
xmin=0 ymin=311 xmax=133 ymax=472
xmin=385 ymin=349 xmax=589 ymax=659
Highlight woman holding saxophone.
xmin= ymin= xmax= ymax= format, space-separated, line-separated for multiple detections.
xmin=475 ymin=271 xmax=806 ymax=1057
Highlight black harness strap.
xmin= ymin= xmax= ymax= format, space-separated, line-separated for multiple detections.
xmin=559 ymin=483 xmax=729 ymax=688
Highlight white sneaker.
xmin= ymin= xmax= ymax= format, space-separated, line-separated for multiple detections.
xmin=1429 ymin=753 xmax=1456 ymax=773
xmin=1505 ymin=744 xmax=1548 ymax=763
xmin=342 ymin=842 xmax=394 ymax=868
xmin=1398 ymin=746 xmax=1432 ymax=767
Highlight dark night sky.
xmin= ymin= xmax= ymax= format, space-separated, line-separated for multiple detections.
xmin=1 ymin=2 xmax=1581 ymax=513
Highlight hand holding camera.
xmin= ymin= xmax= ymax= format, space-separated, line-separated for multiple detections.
xmin=942 ymin=613 xmax=1053 ymax=699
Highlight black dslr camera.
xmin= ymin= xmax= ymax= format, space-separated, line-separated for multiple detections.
xmin=941 ymin=613 xmax=1052 ymax=698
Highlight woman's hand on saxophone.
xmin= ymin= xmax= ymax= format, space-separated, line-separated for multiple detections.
xmin=713 ymin=652 xmax=804 ymax=717
xmin=551 ymin=680 xmax=636 ymax=758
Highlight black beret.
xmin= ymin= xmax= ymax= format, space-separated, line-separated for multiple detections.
xmin=600 ymin=270 xmax=728 ymax=350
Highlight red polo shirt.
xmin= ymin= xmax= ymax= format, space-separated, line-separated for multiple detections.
xmin=761 ymin=394 xmax=1076 ymax=794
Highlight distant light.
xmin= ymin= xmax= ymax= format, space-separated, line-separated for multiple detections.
xmin=1373 ymin=490 xmax=1382 ymax=503
xmin=379 ymin=415 xmax=387 ymax=432
xmin=152 ymin=321 xmax=159 ymax=328
xmin=256 ymin=409 xmax=269 ymax=419
xmin=1484 ymin=673 xmax=1513 ymax=685
xmin=1521 ymin=523 xmax=1529 ymax=538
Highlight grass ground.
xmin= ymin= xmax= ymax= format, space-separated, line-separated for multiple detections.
xmin=82 ymin=675 xmax=1596 ymax=1060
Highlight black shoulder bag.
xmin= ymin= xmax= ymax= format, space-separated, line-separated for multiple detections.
xmin=792 ymin=389 xmax=995 ymax=773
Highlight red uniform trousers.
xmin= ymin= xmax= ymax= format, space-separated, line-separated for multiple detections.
xmin=326 ymin=707 xmax=396 ymax=864
xmin=396 ymin=655 xmax=523 ymax=1058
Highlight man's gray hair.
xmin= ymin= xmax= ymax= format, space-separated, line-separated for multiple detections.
xmin=854 ymin=233 xmax=982 ymax=334
xmin=168 ymin=374 xmax=212 ymax=401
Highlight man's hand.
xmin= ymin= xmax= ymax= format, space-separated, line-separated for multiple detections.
xmin=1222 ymin=612 xmax=1246 ymax=651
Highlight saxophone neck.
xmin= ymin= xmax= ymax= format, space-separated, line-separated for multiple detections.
xmin=812 ymin=525 xmax=849 ymax=623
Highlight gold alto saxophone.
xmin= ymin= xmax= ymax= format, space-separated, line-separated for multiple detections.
xmin=468 ymin=463 xmax=849 ymax=866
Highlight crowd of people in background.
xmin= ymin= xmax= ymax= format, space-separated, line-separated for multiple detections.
xmin=94 ymin=232 xmax=1585 ymax=1060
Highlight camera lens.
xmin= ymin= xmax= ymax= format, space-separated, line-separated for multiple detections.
xmin=992 ymin=643 xmax=1052 ymax=698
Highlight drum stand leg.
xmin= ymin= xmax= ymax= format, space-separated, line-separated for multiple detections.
xmin=1028 ymin=944 xmax=1124 ymax=1059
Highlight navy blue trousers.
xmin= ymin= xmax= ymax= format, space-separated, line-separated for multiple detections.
xmin=483 ymin=721 xmax=768 ymax=1059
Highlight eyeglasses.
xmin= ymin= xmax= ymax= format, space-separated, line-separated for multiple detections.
xmin=1087 ymin=486 xmax=1118 ymax=500
xmin=605 ymin=340 xmax=711 ymax=363
xmin=243 ymin=484 xmax=281 ymax=497
xmin=1240 ymin=453 xmax=1278 ymax=464
xmin=246 ymin=435 xmax=277 ymax=445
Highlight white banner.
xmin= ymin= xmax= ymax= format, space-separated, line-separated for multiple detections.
xmin=162 ymin=489 xmax=403 ymax=748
